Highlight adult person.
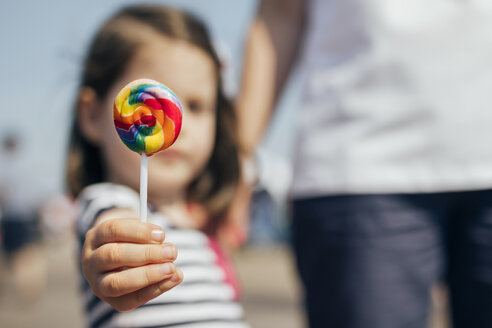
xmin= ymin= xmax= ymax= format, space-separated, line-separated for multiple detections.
xmin=237 ymin=1 xmax=492 ymax=327
xmin=0 ymin=135 xmax=46 ymax=303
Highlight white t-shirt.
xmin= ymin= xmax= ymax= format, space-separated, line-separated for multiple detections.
xmin=0 ymin=150 xmax=38 ymax=220
xmin=291 ymin=0 xmax=492 ymax=198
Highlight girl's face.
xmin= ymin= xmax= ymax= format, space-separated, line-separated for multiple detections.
xmin=84 ymin=35 xmax=218 ymax=204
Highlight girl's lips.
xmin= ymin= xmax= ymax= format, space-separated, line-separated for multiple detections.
xmin=154 ymin=149 xmax=184 ymax=161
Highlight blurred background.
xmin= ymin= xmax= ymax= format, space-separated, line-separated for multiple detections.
xmin=0 ymin=0 xmax=449 ymax=327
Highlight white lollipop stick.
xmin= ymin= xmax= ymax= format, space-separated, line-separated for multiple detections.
xmin=140 ymin=153 xmax=148 ymax=222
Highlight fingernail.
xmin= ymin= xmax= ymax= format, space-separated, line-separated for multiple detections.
xmin=162 ymin=245 xmax=177 ymax=260
xmin=171 ymin=268 xmax=183 ymax=282
xmin=151 ymin=229 xmax=164 ymax=242
xmin=160 ymin=263 xmax=175 ymax=275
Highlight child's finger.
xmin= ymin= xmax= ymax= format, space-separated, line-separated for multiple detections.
xmin=91 ymin=219 xmax=165 ymax=248
xmin=93 ymin=242 xmax=177 ymax=272
xmin=97 ymin=262 xmax=177 ymax=298
xmin=107 ymin=269 xmax=183 ymax=312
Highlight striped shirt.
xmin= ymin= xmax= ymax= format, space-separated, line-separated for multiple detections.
xmin=76 ymin=183 xmax=249 ymax=328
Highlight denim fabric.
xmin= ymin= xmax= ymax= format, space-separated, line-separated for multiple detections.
xmin=292 ymin=190 xmax=492 ymax=328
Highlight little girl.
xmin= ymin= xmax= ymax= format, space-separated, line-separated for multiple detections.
xmin=66 ymin=5 xmax=248 ymax=327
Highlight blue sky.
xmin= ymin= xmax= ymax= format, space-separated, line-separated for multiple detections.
xmin=0 ymin=0 xmax=298 ymax=208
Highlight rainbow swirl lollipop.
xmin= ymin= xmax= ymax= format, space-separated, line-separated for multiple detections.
xmin=113 ymin=79 xmax=183 ymax=156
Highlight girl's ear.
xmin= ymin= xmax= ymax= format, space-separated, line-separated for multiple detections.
xmin=77 ymin=87 xmax=104 ymax=144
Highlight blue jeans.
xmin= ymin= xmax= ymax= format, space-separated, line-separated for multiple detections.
xmin=292 ymin=190 xmax=492 ymax=328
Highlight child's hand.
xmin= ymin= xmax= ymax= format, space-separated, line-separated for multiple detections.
xmin=81 ymin=218 xmax=183 ymax=312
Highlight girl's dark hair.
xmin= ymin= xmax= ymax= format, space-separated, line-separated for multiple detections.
xmin=66 ymin=5 xmax=239 ymax=221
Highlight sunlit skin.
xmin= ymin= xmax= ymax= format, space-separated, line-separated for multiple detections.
xmin=100 ymin=36 xmax=217 ymax=211
xmin=79 ymin=31 xmax=219 ymax=311
xmin=79 ymin=32 xmax=218 ymax=227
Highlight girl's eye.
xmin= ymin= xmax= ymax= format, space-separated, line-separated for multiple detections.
xmin=188 ymin=100 xmax=203 ymax=113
